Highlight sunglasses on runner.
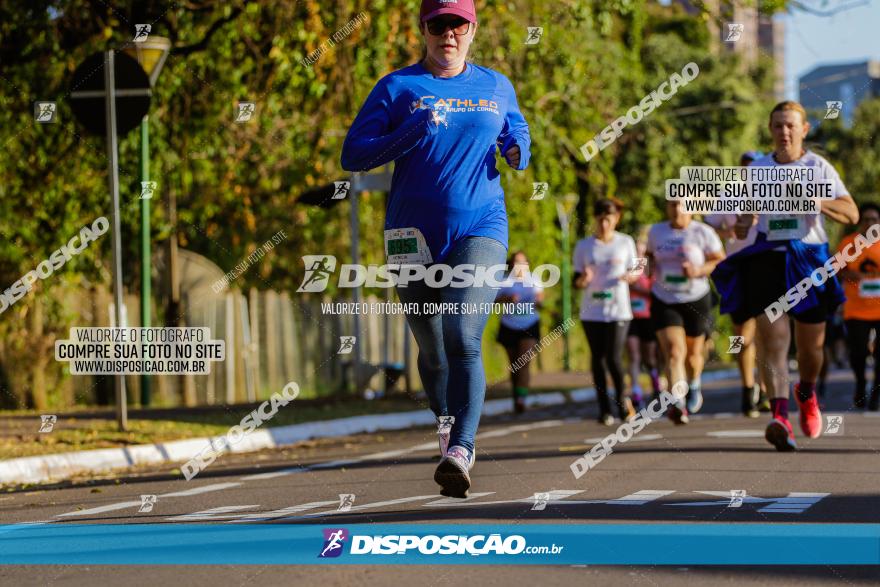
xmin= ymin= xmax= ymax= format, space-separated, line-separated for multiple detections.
xmin=425 ymin=17 xmax=471 ymax=36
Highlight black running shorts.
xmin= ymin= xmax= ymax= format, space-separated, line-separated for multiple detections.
xmin=650 ymin=292 xmax=713 ymax=338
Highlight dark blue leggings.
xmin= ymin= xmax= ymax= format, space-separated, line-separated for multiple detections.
xmin=396 ymin=237 xmax=507 ymax=453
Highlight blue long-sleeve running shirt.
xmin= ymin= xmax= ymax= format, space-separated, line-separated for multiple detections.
xmin=341 ymin=62 xmax=531 ymax=262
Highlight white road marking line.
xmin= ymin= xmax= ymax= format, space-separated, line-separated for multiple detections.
xmin=424 ymin=492 xmax=496 ymax=507
xmin=57 ymin=500 xmax=143 ymax=517
xmin=562 ymin=490 xmax=676 ymax=506
xmin=285 ymin=494 xmax=440 ymax=520
xmin=425 ymin=490 xmax=587 ymax=508
xmin=604 ymin=490 xmax=677 ymax=506
xmin=57 ymin=482 xmax=242 ymax=518
xmin=241 ymin=441 xmax=439 ymax=482
xmin=583 ymin=434 xmax=663 ymax=444
xmin=233 ymin=421 xmax=565 ymax=484
xmin=533 ymin=489 xmax=584 ymax=501
xmin=476 ymin=420 xmax=564 ymax=439
xmin=229 ymin=500 xmax=340 ymax=523
xmin=707 ymin=430 xmax=765 ymax=438
xmin=153 ymin=488 xmax=829 ymax=524
xmin=426 ymin=489 xmax=677 ymax=509
xmin=166 ymin=505 xmax=260 ymax=522
xmin=669 ymin=491 xmax=830 ymax=514
xmin=758 ymin=493 xmax=829 ymax=514
xmin=240 ymin=467 xmax=309 ymax=480
xmin=161 ymin=482 xmax=242 ymax=498
xmin=675 ymin=491 xmax=767 ymax=507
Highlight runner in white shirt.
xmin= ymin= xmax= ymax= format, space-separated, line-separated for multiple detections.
xmin=732 ymin=101 xmax=858 ymax=452
xmin=647 ymin=201 xmax=725 ymax=424
xmin=495 ymin=251 xmax=544 ymax=414
xmin=573 ymin=198 xmax=640 ymax=425
xmin=704 ymin=151 xmax=769 ymax=417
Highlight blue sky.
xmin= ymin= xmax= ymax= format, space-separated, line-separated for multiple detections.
xmin=784 ymin=0 xmax=879 ymax=99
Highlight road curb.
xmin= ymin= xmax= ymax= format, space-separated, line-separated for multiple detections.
xmin=0 ymin=368 xmax=739 ymax=486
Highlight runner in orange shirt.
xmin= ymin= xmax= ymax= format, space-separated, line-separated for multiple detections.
xmin=837 ymin=203 xmax=880 ymax=410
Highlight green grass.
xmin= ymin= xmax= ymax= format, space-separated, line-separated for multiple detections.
xmin=0 ymin=396 xmax=427 ymax=460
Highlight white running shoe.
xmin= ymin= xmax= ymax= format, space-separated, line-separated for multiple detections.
xmin=434 ymin=445 xmax=475 ymax=498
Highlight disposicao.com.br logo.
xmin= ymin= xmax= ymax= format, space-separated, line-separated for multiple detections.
xmin=297 ymin=255 xmax=560 ymax=292
xmin=318 ymin=528 xmax=563 ymax=558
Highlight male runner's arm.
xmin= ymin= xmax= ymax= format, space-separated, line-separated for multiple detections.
xmin=733 ymin=214 xmax=757 ymax=240
xmin=820 ymin=195 xmax=859 ymax=225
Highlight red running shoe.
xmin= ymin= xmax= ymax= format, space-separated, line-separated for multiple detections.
xmin=795 ymin=384 xmax=823 ymax=439
xmin=765 ymin=417 xmax=797 ymax=452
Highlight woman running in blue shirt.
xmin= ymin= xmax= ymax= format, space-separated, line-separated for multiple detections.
xmin=341 ymin=0 xmax=531 ymax=497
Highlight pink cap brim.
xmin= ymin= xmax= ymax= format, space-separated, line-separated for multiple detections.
xmin=421 ymin=8 xmax=477 ymax=23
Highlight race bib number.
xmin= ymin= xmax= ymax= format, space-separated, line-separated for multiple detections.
xmin=663 ymin=273 xmax=690 ymax=292
xmin=859 ymin=278 xmax=880 ymax=298
xmin=767 ymin=215 xmax=806 ymax=241
xmin=384 ymin=227 xmax=433 ymax=265
xmin=631 ymin=298 xmax=647 ymax=312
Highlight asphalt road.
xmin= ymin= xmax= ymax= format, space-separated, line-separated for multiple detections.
xmin=1 ymin=370 xmax=879 ymax=585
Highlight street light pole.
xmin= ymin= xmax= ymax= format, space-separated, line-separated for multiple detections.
xmin=104 ymin=50 xmax=128 ymax=430
xmin=124 ymin=37 xmax=170 ymax=407
xmin=557 ymin=193 xmax=579 ymax=372
xmin=139 ymin=115 xmax=151 ymax=406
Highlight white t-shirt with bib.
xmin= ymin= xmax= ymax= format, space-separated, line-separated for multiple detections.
xmin=750 ymin=150 xmax=849 ymax=246
xmin=648 ymin=220 xmax=723 ymax=304
xmin=573 ymin=232 xmax=637 ymax=322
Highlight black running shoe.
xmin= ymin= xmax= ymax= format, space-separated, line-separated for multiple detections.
xmin=869 ymin=391 xmax=880 ymax=412
xmin=757 ymin=390 xmax=771 ymax=413
xmin=854 ymin=390 xmax=867 ymax=410
xmin=742 ymin=385 xmax=760 ymax=418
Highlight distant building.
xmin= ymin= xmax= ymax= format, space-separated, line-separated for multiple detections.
xmin=799 ymin=60 xmax=880 ymax=125
xmin=758 ymin=14 xmax=786 ymax=100
xmin=676 ymin=0 xmax=786 ymax=100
